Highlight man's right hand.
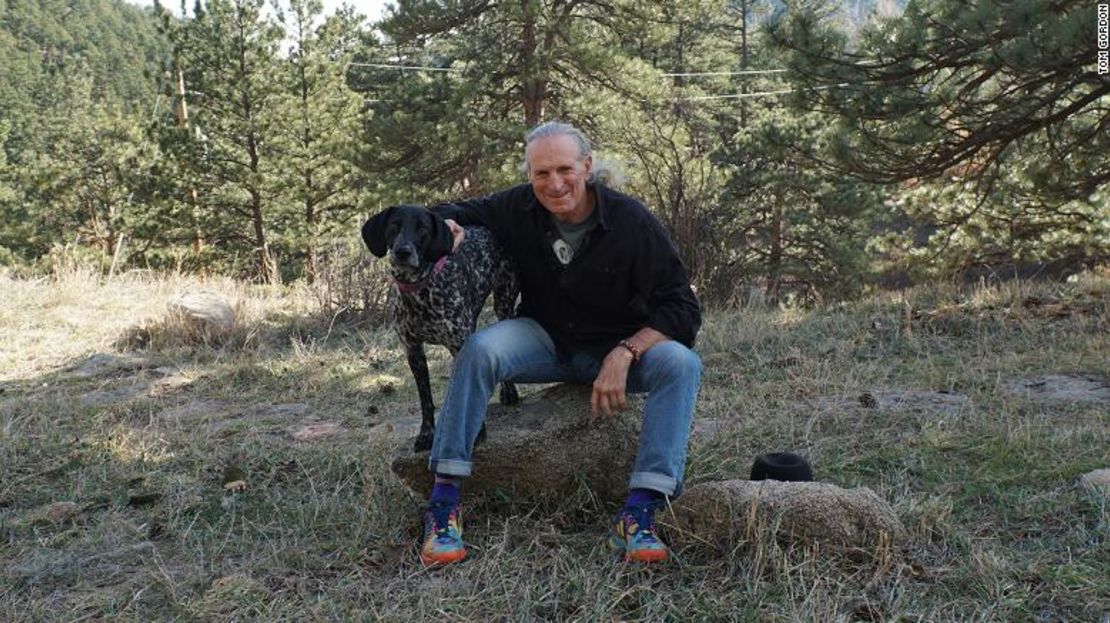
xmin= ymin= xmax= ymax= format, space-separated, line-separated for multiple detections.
xmin=445 ymin=219 xmax=465 ymax=252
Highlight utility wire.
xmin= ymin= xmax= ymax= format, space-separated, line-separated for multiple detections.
xmin=347 ymin=62 xmax=459 ymax=72
xmin=679 ymin=83 xmax=850 ymax=101
xmin=662 ymin=69 xmax=787 ymax=77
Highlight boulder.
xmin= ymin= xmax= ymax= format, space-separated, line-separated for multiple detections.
xmin=662 ymin=479 xmax=906 ymax=552
xmin=1079 ymin=468 xmax=1110 ymax=497
xmin=391 ymin=384 xmax=641 ymax=502
xmin=169 ymin=292 xmax=236 ymax=335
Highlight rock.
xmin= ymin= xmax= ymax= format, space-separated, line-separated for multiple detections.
xmin=1003 ymin=375 xmax=1110 ymax=405
xmin=169 ymin=292 xmax=236 ymax=334
xmin=368 ymin=415 xmax=422 ymax=444
xmin=391 ymin=384 xmax=641 ymax=502
xmin=149 ymin=372 xmax=194 ymax=397
xmin=288 ymin=420 xmax=347 ymax=441
xmin=1079 ymin=468 xmax=1110 ymax=496
xmin=662 ymin=479 xmax=906 ymax=552
xmin=17 ymin=501 xmax=79 ymax=527
xmin=69 ymin=353 xmax=151 ymax=378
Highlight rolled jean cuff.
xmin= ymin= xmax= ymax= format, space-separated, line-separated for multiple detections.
xmin=629 ymin=471 xmax=678 ymax=497
xmin=428 ymin=458 xmax=472 ymax=477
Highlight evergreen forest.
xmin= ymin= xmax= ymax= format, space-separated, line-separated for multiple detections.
xmin=1 ymin=0 xmax=1106 ymax=303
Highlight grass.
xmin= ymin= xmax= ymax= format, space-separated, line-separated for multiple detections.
xmin=1 ymin=266 xmax=1107 ymax=621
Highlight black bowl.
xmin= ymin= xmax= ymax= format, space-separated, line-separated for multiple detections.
xmin=750 ymin=452 xmax=814 ymax=482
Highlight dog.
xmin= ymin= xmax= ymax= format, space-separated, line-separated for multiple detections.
xmin=361 ymin=205 xmax=520 ymax=452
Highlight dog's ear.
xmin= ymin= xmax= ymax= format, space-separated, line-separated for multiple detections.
xmin=426 ymin=210 xmax=454 ymax=260
xmin=361 ymin=207 xmax=397 ymax=258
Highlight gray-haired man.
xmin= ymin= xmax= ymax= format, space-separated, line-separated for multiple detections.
xmin=419 ymin=122 xmax=702 ymax=565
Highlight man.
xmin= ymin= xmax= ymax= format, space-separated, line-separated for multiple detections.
xmin=420 ymin=121 xmax=702 ymax=565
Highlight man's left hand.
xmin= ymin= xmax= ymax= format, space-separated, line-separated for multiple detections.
xmin=591 ymin=346 xmax=634 ymax=422
xmin=445 ymin=219 xmax=465 ymax=252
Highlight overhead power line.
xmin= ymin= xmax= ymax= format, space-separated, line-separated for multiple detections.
xmin=347 ymin=62 xmax=459 ymax=72
xmin=680 ymin=83 xmax=850 ymax=101
xmin=344 ymin=62 xmax=787 ymax=77
xmin=661 ymin=69 xmax=787 ymax=77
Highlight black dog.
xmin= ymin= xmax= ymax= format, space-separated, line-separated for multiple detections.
xmin=362 ymin=205 xmax=520 ymax=452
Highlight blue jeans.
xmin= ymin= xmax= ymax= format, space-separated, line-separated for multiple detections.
xmin=428 ymin=317 xmax=702 ymax=496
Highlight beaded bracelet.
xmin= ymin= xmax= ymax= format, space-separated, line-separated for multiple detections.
xmin=618 ymin=339 xmax=642 ymax=364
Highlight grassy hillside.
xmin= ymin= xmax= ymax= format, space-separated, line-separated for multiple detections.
xmin=1 ymin=267 xmax=1107 ymax=620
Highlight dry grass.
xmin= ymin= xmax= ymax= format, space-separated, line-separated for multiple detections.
xmin=1 ymin=266 xmax=1108 ymax=621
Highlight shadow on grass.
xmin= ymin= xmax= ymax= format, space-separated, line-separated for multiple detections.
xmin=1 ymin=272 xmax=1108 ymax=620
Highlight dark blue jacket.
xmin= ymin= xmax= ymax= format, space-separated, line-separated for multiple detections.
xmin=432 ymin=182 xmax=701 ymax=360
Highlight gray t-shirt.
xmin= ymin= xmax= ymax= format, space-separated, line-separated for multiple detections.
xmin=550 ymin=208 xmax=599 ymax=265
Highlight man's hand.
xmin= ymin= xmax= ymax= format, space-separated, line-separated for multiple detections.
xmin=590 ymin=346 xmax=635 ymax=422
xmin=445 ymin=219 xmax=465 ymax=252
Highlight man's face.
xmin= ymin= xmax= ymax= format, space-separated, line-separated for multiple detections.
xmin=525 ymin=134 xmax=593 ymax=223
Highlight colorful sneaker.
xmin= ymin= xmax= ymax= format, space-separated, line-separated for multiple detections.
xmin=609 ymin=502 xmax=668 ymax=563
xmin=420 ymin=500 xmax=467 ymax=566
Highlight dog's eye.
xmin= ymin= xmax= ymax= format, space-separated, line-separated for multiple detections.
xmin=385 ymin=223 xmax=399 ymax=239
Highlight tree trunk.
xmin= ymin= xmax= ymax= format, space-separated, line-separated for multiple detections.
xmin=304 ymin=171 xmax=318 ymax=285
xmin=739 ymin=0 xmax=749 ymax=129
xmin=520 ymin=0 xmax=545 ymax=126
xmin=767 ymin=198 xmax=784 ymax=304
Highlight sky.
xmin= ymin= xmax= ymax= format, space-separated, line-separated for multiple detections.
xmin=125 ymin=0 xmax=392 ymax=23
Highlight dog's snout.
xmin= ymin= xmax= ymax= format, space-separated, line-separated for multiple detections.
xmin=392 ymin=242 xmax=421 ymax=268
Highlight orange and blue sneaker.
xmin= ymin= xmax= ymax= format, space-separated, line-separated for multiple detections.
xmin=420 ymin=500 xmax=467 ymax=566
xmin=609 ymin=502 xmax=669 ymax=563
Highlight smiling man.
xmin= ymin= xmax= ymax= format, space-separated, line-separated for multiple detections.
xmin=419 ymin=121 xmax=702 ymax=566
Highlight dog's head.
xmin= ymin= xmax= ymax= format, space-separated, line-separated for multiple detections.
xmin=361 ymin=205 xmax=453 ymax=276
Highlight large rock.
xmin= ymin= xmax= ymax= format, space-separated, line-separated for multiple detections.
xmin=391 ymin=384 xmax=641 ymax=502
xmin=662 ymin=479 xmax=906 ymax=552
xmin=1079 ymin=468 xmax=1110 ymax=497
xmin=169 ymin=292 xmax=236 ymax=335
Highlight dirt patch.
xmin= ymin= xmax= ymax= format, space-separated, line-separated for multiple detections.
xmin=809 ymin=389 xmax=970 ymax=417
xmin=68 ymin=353 xmax=153 ymax=378
xmin=80 ymin=383 xmax=148 ymax=407
xmin=157 ymin=399 xmax=227 ymax=423
xmin=1003 ymin=374 xmax=1110 ymax=405
xmin=206 ymin=403 xmax=309 ymax=435
xmin=368 ymin=415 xmax=422 ymax=445
xmin=287 ymin=420 xmax=347 ymax=442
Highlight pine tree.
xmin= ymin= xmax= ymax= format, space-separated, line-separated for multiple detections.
xmin=766 ymin=0 xmax=1108 ymax=274
xmin=718 ymin=106 xmax=881 ymax=302
xmin=350 ymin=0 xmax=634 ymax=199
xmin=169 ymin=0 xmax=286 ymax=282
xmin=275 ymin=0 xmax=366 ymax=283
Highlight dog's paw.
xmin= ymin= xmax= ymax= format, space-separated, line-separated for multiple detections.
xmin=499 ymin=382 xmax=520 ymax=406
xmin=413 ymin=430 xmax=434 ymax=453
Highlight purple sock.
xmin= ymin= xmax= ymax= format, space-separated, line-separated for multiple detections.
xmin=625 ymin=488 xmax=663 ymax=508
xmin=430 ymin=474 xmax=460 ymax=505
